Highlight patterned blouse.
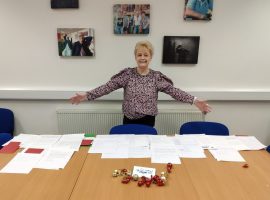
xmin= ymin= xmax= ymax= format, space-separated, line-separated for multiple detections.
xmin=86 ymin=67 xmax=195 ymax=119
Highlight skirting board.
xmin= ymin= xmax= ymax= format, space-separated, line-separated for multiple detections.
xmin=0 ymin=89 xmax=270 ymax=101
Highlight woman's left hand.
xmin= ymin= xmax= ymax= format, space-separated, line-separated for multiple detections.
xmin=194 ymin=99 xmax=212 ymax=114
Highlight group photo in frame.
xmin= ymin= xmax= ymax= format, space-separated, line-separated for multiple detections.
xmin=183 ymin=0 xmax=213 ymax=21
xmin=162 ymin=36 xmax=200 ymax=64
xmin=113 ymin=4 xmax=150 ymax=35
xmin=57 ymin=28 xmax=95 ymax=57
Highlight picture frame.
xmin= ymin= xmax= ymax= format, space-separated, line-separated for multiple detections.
xmin=57 ymin=28 xmax=95 ymax=57
xmin=51 ymin=0 xmax=79 ymax=9
xmin=183 ymin=0 xmax=213 ymax=21
xmin=162 ymin=36 xmax=200 ymax=64
xmin=113 ymin=4 xmax=150 ymax=35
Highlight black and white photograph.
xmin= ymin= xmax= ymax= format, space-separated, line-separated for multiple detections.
xmin=51 ymin=0 xmax=79 ymax=9
xmin=162 ymin=36 xmax=200 ymax=64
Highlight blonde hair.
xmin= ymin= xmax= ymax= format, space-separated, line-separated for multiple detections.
xmin=134 ymin=41 xmax=154 ymax=57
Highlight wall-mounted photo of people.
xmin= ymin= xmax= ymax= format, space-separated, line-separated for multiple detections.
xmin=184 ymin=0 xmax=213 ymax=21
xmin=113 ymin=4 xmax=150 ymax=35
xmin=162 ymin=36 xmax=200 ymax=64
xmin=57 ymin=28 xmax=95 ymax=57
xmin=51 ymin=0 xmax=79 ymax=9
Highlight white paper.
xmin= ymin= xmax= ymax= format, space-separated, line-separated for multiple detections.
xmin=4 ymin=134 xmax=40 ymax=148
xmin=0 ymin=152 xmax=43 ymax=174
xmin=101 ymin=152 xmax=129 ymax=158
xmin=236 ymin=136 xmax=266 ymax=150
xmin=177 ymin=134 xmax=213 ymax=149
xmin=132 ymin=166 xmax=156 ymax=178
xmin=4 ymin=134 xmax=64 ymax=149
xmin=27 ymin=134 xmax=62 ymax=149
xmin=89 ymin=143 xmax=117 ymax=153
xmin=53 ymin=134 xmax=84 ymax=151
xmin=101 ymin=144 xmax=129 ymax=158
xmin=91 ymin=135 xmax=159 ymax=159
xmin=89 ymin=135 xmax=133 ymax=154
xmin=128 ymin=146 xmax=151 ymax=158
xmin=172 ymin=135 xmax=201 ymax=146
xmin=35 ymin=148 xmax=74 ymax=169
xmin=209 ymin=148 xmax=245 ymax=162
xmin=151 ymin=146 xmax=181 ymax=164
xmin=151 ymin=153 xmax=181 ymax=164
xmin=202 ymin=135 xmax=247 ymax=151
xmin=128 ymin=135 xmax=150 ymax=147
xmin=177 ymin=144 xmax=206 ymax=158
xmin=150 ymin=135 xmax=174 ymax=148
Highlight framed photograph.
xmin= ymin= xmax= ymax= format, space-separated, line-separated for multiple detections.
xmin=162 ymin=36 xmax=200 ymax=64
xmin=184 ymin=0 xmax=213 ymax=21
xmin=51 ymin=0 xmax=79 ymax=9
xmin=113 ymin=4 xmax=150 ymax=35
xmin=57 ymin=28 xmax=95 ymax=57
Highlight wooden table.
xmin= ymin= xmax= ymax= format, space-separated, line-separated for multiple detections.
xmin=70 ymin=150 xmax=270 ymax=200
xmin=70 ymin=154 xmax=199 ymax=200
xmin=0 ymin=147 xmax=89 ymax=200
xmin=1 ymin=148 xmax=270 ymax=200
xmin=183 ymin=151 xmax=270 ymax=200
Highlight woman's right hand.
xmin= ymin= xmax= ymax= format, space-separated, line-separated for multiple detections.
xmin=70 ymin=93 xmax=87 ymax=105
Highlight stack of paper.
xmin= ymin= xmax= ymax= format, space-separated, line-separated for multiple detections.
xmin=0 ymin=133 xmax=85 ymax=174
xmin=2 ymin=133 xmax=266 ymax=172
xmin=89 ymin=134 xmax=267 ymax=164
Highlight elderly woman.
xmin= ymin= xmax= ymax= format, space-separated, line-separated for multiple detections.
xmin=70 ymin=41 xmax=211 ymax=127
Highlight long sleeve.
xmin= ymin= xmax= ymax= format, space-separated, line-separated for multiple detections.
xmin=156 ymin=72 xmax=194 ymax=104
xmin=86 ymin=68 xmax=130 ymax=100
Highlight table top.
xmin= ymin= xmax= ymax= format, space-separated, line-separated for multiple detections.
xmin=70 ymin=150 xmax=270 ymax=200
xmin=183 ymin=150 xmax=270 ymax=200
xmin=0 ymin=147 xmax=89 ymax=200
xmin=0 ymin=148 xmax=269 ymax=200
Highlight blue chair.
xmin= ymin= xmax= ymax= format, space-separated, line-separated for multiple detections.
xmin=110 ymin=124 xmax=158 ymax=135
xmin=0 ymin=108 xmax=14 ymax=147
xmin=266 ymin=145 xmax=270 ymax=153
xmin=179 ymin=121 xmax=229 ymax=136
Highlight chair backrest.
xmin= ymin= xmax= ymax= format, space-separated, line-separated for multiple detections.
xmin=179 ymin=121 xmax=229 ymax=136
xmin=110 ymin=124 xmax=158 ymax=135
xmin=0 ymin=133 xmax=13 ymax=147
xmin=266 ymin=145 xmax=270 ymax=153
xmin=0 ymin=108 xmax=14 ymax=135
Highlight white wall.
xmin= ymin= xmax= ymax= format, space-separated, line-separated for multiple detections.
xmin=0 ymin=0 xmax=270 ymax=145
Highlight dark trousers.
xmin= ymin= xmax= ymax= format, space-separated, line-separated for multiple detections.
xmin=123 ymin=115 xmax=155 ymax=127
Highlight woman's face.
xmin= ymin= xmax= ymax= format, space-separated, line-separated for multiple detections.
xmin=135 ymin=47 xmax=152 ymax=69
